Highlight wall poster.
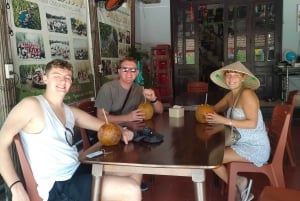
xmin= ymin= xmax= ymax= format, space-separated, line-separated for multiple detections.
xmin=97 ymin=0 xmax=132 ymax=81
xmin=8 ymin=0 xmax=94 ymax=104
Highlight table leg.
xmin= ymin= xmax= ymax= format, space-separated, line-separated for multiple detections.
xmin=192 ymin=169 xmax=206 ymax=201
xmin=91 ymin=164 xmax=103 ymax=201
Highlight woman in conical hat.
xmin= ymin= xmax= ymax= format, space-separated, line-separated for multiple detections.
xmin=206 ymin=61 xmax=270 ymax=201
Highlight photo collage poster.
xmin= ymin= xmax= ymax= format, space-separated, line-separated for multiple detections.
xmin=97 ymin=0 xmax=132 ymax=80
xmin=8 ymin=0 xmax=94 ymax=104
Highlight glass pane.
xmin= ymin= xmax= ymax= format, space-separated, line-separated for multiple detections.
xmin=175 ymin=10 xmax=183 ymax=64
xmin=228 ymin=35 xmax=234 ymax=59
xmin=254 ymin=34 xmax=265 ymax=62
xmin=198 ymin=4 xmax=224 ymax=64
xmin=267 ymin=32 xmax=275 ymax=61
xmin=176 ymin=39 xmax=183 ymax=64
xmin=186 ymin=39 xmax=195 ymax=64
xmin=236 ymin=35 xmax=246 ymax=62
xmin=185 ymin=8 xmax=194 ymax=37
xmin=254 ymin=3 xmax=275 ymax=30
xmin=227 ymin=5 xmax=247 ymax=62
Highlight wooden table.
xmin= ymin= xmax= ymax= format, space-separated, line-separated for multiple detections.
xmin=79 ymin=112 xmax=225 ymax=201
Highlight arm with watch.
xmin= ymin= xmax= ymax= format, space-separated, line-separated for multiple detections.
xmin=143 ymin=88 xmax=164 ymax=114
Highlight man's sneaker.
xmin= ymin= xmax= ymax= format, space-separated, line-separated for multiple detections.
xmin=141 ymin=182 xmax=149 ymax=192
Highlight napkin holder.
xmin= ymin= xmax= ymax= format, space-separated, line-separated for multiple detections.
xmin=169 ymin=106 xmax=184 ymax=118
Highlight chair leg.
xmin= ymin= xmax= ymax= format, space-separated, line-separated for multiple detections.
xmin=286 ymin=126 xmax=296 ymax=167
xmin=227 ymin=168 xmax=238 ymax=201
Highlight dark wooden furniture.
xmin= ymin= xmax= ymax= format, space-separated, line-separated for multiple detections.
xmin=171 ymin=0 xmax=283 ymax=99
xmin=79 ymin=112 xmax=225 ymax=201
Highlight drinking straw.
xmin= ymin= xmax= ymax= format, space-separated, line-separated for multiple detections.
xmin=102 ymin=108 xmax=108 ymax=123
xmin=205 ymin=93 xmax=208 ymax=104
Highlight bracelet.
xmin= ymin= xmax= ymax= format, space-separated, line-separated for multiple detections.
xmin=9 ymin=180 xmax=21 ymax=190
xmin=150 ymin=98 xmax=158 ymax=104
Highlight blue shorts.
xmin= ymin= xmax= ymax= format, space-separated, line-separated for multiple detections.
xmin=48 ymin=164 xmax=92 ymax=201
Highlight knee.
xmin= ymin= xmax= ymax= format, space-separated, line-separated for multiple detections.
xmin=101 ymin=176 xmax=142 ymax=201
xmin=124 ymin=180 xmax=142 ymax=201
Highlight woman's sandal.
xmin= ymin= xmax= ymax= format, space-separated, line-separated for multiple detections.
xmin=241 ymin=179 xmax=253 ymax=201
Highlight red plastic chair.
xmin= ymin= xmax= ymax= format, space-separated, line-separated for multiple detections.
xmin=226 ymin=104 xmax=292 ymax=201
xmin=187 ymin=81 xmax=208 ymax=93
xmin=285 ymin=90 xmax=298 ymax=167
xmin=14 ymin=134 xmax=42 ymax=201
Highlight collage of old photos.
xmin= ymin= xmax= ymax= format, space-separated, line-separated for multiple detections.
xmin=12 ymin=0 xmax=91 ymax=93
xmin=99 ymin=24 xmax=131 ymax=77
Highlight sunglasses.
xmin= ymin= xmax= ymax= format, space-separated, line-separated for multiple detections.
xmin=65 ymin=127 xmax=75 ymax=147
xmin=120 ymin=67 xmax=137 ymax=73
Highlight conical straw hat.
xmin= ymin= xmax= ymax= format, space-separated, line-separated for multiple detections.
xmin=210 ymin=61 xmax=260 ymax=90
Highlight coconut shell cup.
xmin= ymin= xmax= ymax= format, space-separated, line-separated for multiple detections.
xmin=98 ymin=123 xmax=122 ymax=146
xmin=195 ymin=104 xmax=214 ymax=123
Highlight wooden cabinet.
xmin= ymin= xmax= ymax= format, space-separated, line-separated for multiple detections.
xmin=150 ymin=45 xmax=173 ymax=104
xmin=171 ymin=0 xmax=283 ymax=99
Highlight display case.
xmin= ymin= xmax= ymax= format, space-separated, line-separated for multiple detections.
xmin=171 ymin=0 xmax=283 ymax=99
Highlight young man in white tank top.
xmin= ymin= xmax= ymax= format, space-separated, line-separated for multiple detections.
xmin=0 ymin=59 xmax=142 ymax=201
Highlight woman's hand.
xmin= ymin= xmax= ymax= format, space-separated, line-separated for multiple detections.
xmin=205 ymin=112 xmax=228 ymax=125
xmin=121 ymin=127 xmax=134 ymax=144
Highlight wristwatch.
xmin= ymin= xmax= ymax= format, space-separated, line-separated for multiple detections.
xmin=150 ymin=98 xmax=158 ymax=103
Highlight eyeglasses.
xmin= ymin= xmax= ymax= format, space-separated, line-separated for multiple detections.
xmin=120 ymin=67 xmax=137 ymax=73
xmin=65 ymin=127 xmax=75 ymax=146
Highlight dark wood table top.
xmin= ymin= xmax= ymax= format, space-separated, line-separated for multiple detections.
xmin=80 ymin=111 xmax=225 ymax=169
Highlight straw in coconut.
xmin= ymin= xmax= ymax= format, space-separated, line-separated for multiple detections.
xmin=102 ymin=108 xmax=108 ymax=124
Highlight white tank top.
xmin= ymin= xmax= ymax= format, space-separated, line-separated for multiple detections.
xmin=20 ymin=95 xmax=79 ymax=200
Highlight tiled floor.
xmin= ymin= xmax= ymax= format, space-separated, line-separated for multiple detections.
xmin=142 ymin=126 xmax=300 ymax=201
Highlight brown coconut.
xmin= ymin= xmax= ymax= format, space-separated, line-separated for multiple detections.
xmin=138 ymin=102 xmax=154 ymax=120
xmin=195 ymin=104 xmax=214 ymax=123
xmin=98 ymin=123 xmax=122 ymax=146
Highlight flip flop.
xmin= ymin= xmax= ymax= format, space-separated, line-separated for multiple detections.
xmin=241 ymin=179 xmax=253 ymax=201
xmin=247 ymin=193 xmax=254 ymax=201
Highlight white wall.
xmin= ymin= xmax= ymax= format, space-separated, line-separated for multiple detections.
xmin=135 ymin=0 xmax=171 ymax=50
xmin=282 ymin=0 xmax=300 ymax=58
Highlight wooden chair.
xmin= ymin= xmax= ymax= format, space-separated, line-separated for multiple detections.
xmin=226 ymin=104 xmax=292 ymax=201
xmin=285 ymin=90 xmax=298 ymax=167
xmin=257 ymin=186 xmax=300 ymax=201
xmin=14 ymin=134 xmax=42 ymax=201
xmin=187 ymin=81 xmax=208 ymax=93
xmin=77 ymin=99 xmax=97 ymax=150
